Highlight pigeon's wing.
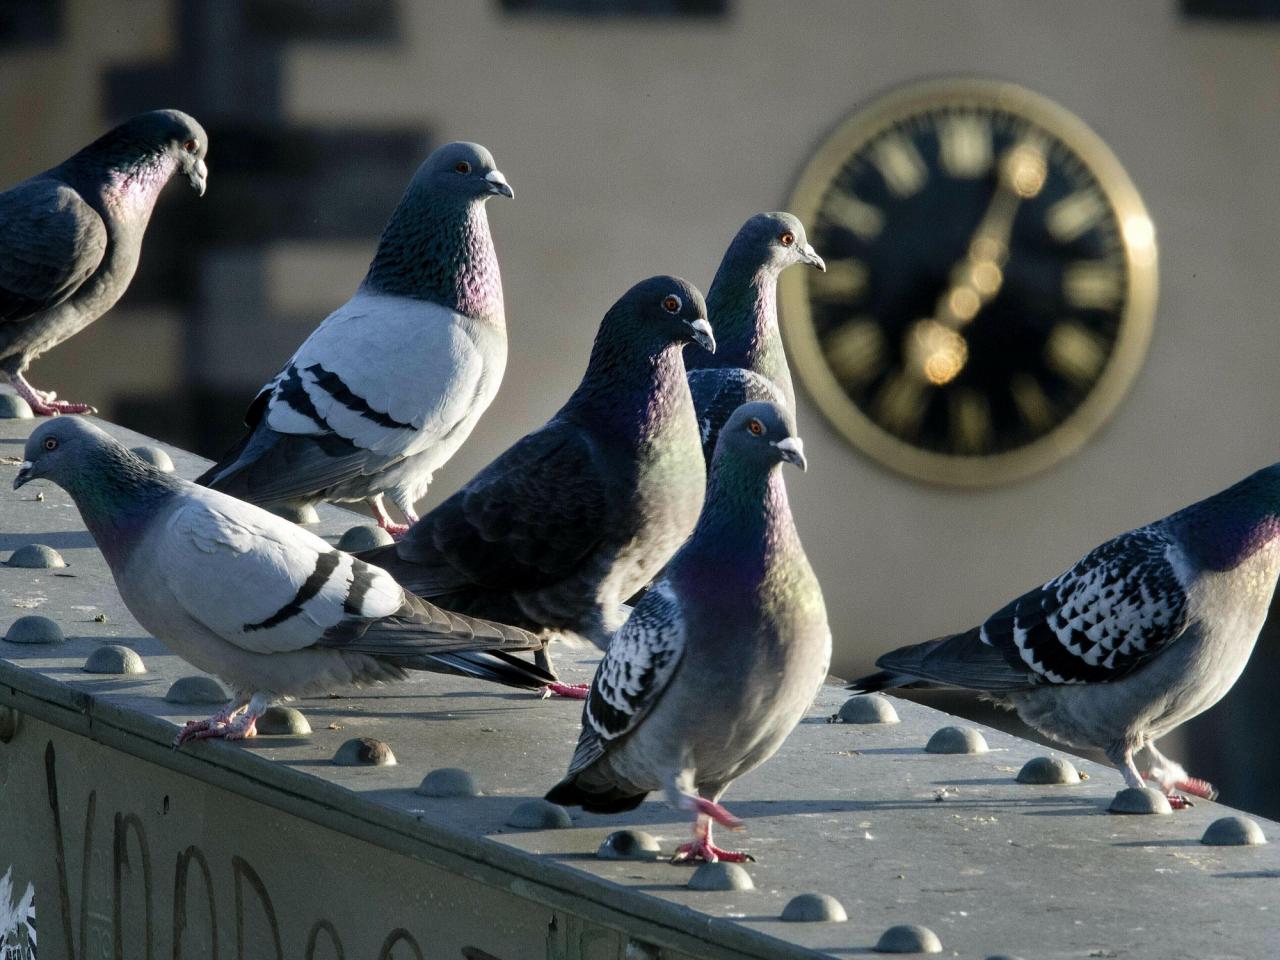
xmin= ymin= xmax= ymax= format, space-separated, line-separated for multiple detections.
xmin=200 ymin=292 xmax=499 ymax=501
xmin=688 ymin=368 xmax=787 ymax=462
xmin=566 ymin=582 xmax=686 ymax=776
xmin=389 ymin=418 xmax=611 ymax=592
xmin=878 ymin=527 xmax=1192 ymax=690
xmin=0 ymin=180 xmax=106 ymax=323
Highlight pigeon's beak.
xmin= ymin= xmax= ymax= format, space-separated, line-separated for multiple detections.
xmin=186 ymin=157 xmax=208 ymax=197
xmin=12 ymin=460 xmax=33 ymax=490
xmin=800 ymin=243 xmax=825 ymax=272
xmin=773 ymin=436 xmax=807 ymax=472
xmin=485 ymin=169 xmax=514 ymax=199
xmin=686 ymin=317 xmax=716 ymax=354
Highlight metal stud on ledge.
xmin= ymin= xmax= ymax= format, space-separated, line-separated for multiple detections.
xmin=837 ymin=694 xmax=899 ymax=724
xmin=925 ymin=725 xmax=988 ymax=754
xmin=1108 ymin=786 xmax=1172 ymax=815
xmin=257 ymin=706 xmax=311 ymax=735
xmin=1016 ymin=756 xmax=1079 ymax=785
xmin=5 ymin=615 xmax=64 ymax=644
xmin=129 ymin=445 xmax=175 ymax=472
xmin=269 ymin=503 xmax=320 ymax=525
xmin=416 ymin=767 xmax=481 ymax=798
xmin=687 ymin=862 xmax=753 ymax=891
xmin=337 ymin=524 xmax=395 ymax=552
xmin=780 ymin=892 xmax=847 ymax=922
xmin=7 ymin=544 xmax=65 ymax=568
xmin=596 ymin=829 xmax=661 ymax=861
xmin=875 ymin=924 xmax=942 ymax=954
xmin=164 ymin=676 xmax=228 ymax=704
xmin=1201 ymin=816 xmax=1267 ymax=846
xmin=0 ymin=393 xmax=33 ymax=419
xmin=83 ymin=644 xmax=146 ymax=674
xmin=332 ymin=736 xmax=395 ymax=766
xmin=506 ymin=799 xmax=571 ymax=829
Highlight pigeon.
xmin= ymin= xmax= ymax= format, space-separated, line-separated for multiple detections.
xmin=0 ymin=109 xmax=208 ymax=416
xmin=850 ymin=464 xmax=1280 ymax=807
xmin=197 ymin=141 xmax=513 ymax=536
xmin=359 ymin=275 xmax=715 ymax=691
xmin=685 ymin=212 xmax=824 ymax=463
xmin=13 ymin=417 xmax=552 ymax=744
xmin=546 ymin=401 xmax=830 ymax=863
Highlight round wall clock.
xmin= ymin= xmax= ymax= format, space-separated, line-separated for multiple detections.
xmin=779 ymin=78 xmax=1158 ymax=486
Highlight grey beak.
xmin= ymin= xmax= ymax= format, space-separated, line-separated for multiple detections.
xmin=187 ymin=157 xmax=208 ymax=197
xmin=801 ymin=243 xmax=825 ymax=272
xmin=773 ymin=436 xmax=807 ymax=472
xmin=485 ymin=169 xmax=514 ymax=199
xmin=687 ymin=317 xmax=716 ymax=354
xmin=13 ymin=460 xmax=32 ymax=490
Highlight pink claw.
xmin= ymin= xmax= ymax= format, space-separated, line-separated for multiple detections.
xmin=11 ymin=375 xmax=97 ymax=417
xmin=541 ymin=681 xmax=590 ymax=700
xmin=1174 ymin=776 xmax=1218 ymax=801
xmin=671 ymin=837 xmax=754 ymax=864
xmin=690 ymin=796 xmax=744 ymax=831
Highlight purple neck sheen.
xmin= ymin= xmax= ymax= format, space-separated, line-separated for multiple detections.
xmin=363 ymin=195 xmax=504 ymax=325
xmin=1170 ymin=464 xmax=1280 ymax=571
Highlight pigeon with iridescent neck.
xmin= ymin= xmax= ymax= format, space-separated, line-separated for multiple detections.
xmin=851 ymin=465 xmax=1280 ymax=808
xmin=547 ymin=401 xmax=830 ymax=863
xmin=686 ymin=212 xmax=824 ymax=463
xmin=198 ymin=141 xmax=513 ymax=536
xmin=13 ymin=418 xmax=551 ymax=744
xmin=0 ymin=109 xmax=208 ymax=415
xmin=359 ymin=276 xmax=714 ymax=688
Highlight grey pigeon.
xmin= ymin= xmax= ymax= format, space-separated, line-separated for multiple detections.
xmin=197 ymin=141 xmax=513 ymax=536
xmin=14 ymin=418 xmax=551 ymax=743
xmin=851 ymin=465 xmax=1280 ymax=806
xmin=0 ymin=109 xmax=208 ymax=415
xmin=547 ymin=401 xmax=830 ymax=863
xmin=359 ymin=275 xmax=715 ymax=689
xmin=686 ymin=212 xmax=824 ymax=463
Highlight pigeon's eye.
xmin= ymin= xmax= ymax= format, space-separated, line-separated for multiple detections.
xmin=43 ymin=437 xmax=58 ymax=451
xmin=455 ymin=160 xmax=472 ymax=175
xmin=747 ymin=419 xmax=765 ymax=436
xmin=779 ymin=232 xmax=796 ymax=247
xmin=661 ymin=295 xmax=682 ymax=314
xmin=183 ymin=139 xmax=198 ymax=153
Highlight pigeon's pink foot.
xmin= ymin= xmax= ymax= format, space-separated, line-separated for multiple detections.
xmin=670 ymin=836 xmax=755 ymax=864
xmin=540 ymin=681 xmax=590 ymax=700
xmin=11 ymin=375 xmax=97 ymax=416
xmin=369 ymin=496 xmax=413 ymax=539
xmin=187 ymin=715 xmax=258 ymax=742
xmin=378 ymin=519 xmax=411 ymax=539
xmin=1173 ymin=776 xmax=1218 ymax=801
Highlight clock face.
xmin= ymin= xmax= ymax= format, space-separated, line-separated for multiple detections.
xmin=779 ymin=79 xmax=1158 ymax=486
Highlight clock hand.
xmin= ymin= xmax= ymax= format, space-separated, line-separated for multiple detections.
xmin=935 ymin=138 xmax=1048 ymax=326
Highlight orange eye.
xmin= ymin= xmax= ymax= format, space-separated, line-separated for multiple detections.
xmin=43 ymin=437 xmax=58 ymax=451
xmin=183 ymin=138 xmax=198 ymax=153
xmin=747 ymin=419 xmax=765 ymax=436
xmin=455 ymin=160 xmax=472 ymax=174
xmin=779 ymin=232 xmax=795 ymax=247
xmin=662 ymin=295 xmax=682 ymax=313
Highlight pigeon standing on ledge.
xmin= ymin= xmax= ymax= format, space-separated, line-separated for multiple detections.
xmin=359 ymin=276 xmax=714 ymax=687
xmin=851 ymin=465 xmax=1280 ymax=807
xmin=0 ymin=109 xmax=208 ymax=415
xmin=198 ymin=141 xmax=513 ymax=536
xmin=547 ymin=401 xmax=830 ymax=863
xmin=686 ymin=212 xmax=824 ymax=463
xmin=14 ymin=418 xmax=551 ymax=744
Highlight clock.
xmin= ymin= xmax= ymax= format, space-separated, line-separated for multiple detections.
xmin=779 ymin=78 xmax=1158 ymax=486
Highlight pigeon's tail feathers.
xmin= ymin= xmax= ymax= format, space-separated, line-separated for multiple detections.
xmin=864 ymin=627 xmax=1036 ymax=693
xmin=194 ymin=388 xmax=272 ymax=488
xmin=545 ymin=776 xmax=648 ymax=815
xmin=845 ymin=669 xmax=906 ymax=695
xmin=356 ymin=543 xmax=471 ymax=599
xmin=400 ymin=649 xmax=554 ymax=691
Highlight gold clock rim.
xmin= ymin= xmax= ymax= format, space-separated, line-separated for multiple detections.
xmin=778 ymin=77 xmax=1159 ymax=488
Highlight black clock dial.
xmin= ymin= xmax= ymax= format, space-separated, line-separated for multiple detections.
xmin=781 ymin=80 xmax=1157 ymax=486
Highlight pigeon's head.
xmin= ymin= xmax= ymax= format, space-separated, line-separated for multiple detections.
xmin=14 ymin=418 xmax=117 ymax=491
xmin=620 ymin=275 xmax=715 ymax=354
xmin=415 ymin=141 xmax=513 ymax=202
xmin=716 ymin=401 xmax=807 ymax=473
xmin=731 ymin=212 xmax=825 ymax=275
xmin=117 ymin=109 xmax=209 ymax=197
